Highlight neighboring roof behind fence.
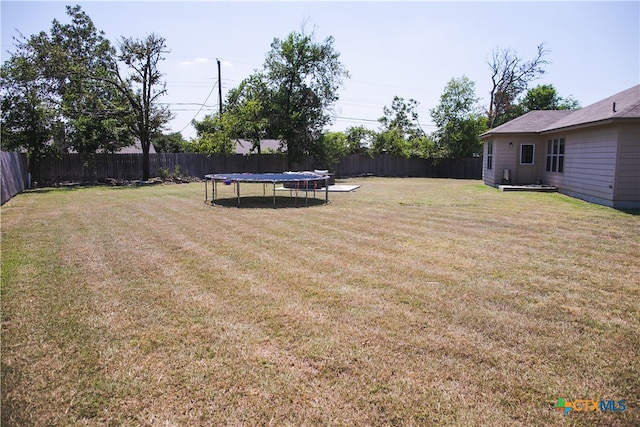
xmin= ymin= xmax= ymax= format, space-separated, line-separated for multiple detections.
xmin=235 ymin=139 xmax=283 ymax=154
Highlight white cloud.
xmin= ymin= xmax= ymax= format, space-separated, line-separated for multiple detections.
xmin=179 ymin=57 xmax=213 ymax=67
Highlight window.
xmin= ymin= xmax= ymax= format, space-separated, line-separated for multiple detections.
xmin=486 ymin=141 xmax=493 ymax=170
xmin=520 ymin=144 xmax=534 ymax=164
xmin=546 ymin=138 xmax=565 ymax=173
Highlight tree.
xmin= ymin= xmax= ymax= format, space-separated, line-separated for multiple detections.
xmin=519 ymin=84 xmax=580 ymax=112
xmin=211 ymin=26 xmax=348 ymax=166
xmin=1 ymin=4 xmax=174 ymax=182
xmin=370 ymin=128 xmax=411 ymax=157
xmin=494 ymin=84 xmax=582 ymax=125
xmin=1 ymin=5 xmax=131 ymax=163
xmin=316 ymin=131 xmax=348 ymax=167
xmin=0 ymin=50 xmax=60 ymax=164
xmin=344 ymin=126 xmax=374 ymax=155
xmin=430 ymin=76 xmax=487 ymax=158
xmin=191 ymin=114 xmax=235 ymax=154
xmin=487 ymin=44 xmax=549 ymax=128
xmin=224 ymin=73 xmax=273 ymax=154
xmin=378 ymin=97 xmax=425 ymax=140
xmin=46 ymin=6 xmax=132 ymax=155
xmin=152 ymin=132 xmax=193 ymax=153
xmin=109 ymin=34 xmax=174 ymax=179
xmin=2 ymin=6 xmax=172 ymax=180
xmin=374 ymin=96 xmax=431 ymax=157
xmin=263 ymin=28 xmax=349 ymax=168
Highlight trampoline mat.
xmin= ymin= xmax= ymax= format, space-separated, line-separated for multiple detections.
xmin=206 ymin=173 xmax=326 ymax=183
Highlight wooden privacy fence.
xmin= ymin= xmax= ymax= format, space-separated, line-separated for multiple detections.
xmin=30 ymin=153 xmax=309 ymax=184
xmin=1 ymin=152 xmax=28 ymax=205
xmin=26 ymin=153 xmax=481 ymax=185
xmin=334 ymin=154 xmax=482 ymax=179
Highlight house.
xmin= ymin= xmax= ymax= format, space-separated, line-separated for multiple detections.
xmin=115 ymin=139 xmax=157 ymax=154
xmin=480 ymin=85 xmax=640 ymax=209
xmin=39 ymin=138 xmax=156 ymax=154
xmin=234 ymin=139 xmax=283 ymax=155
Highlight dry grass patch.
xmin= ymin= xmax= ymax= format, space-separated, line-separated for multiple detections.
xmin=2 ymin=178 xmax=639 ymax=426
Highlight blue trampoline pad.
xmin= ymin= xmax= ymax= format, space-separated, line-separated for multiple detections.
xmin=205 ymin=173 xmax=326 ymax=182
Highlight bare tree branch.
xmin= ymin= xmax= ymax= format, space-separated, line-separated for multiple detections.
xmin=487 ymin=44 xmax=549 ymax=127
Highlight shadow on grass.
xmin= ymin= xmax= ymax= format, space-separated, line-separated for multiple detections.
xmin=207 ymin=195 xmax=329 ymax=209
xmin=24 ymin=181 xmax=167 ymax=194
xmin=24 ymin=187 xmax=80 ymax=195
xmin=616 ymin=208 xmax=640 ymax=216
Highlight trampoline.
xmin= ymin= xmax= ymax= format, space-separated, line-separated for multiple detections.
xmin=204 ymin=172 xmax=330 ymax=208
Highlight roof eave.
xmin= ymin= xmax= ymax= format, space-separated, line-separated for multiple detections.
xmin=540 ymin=117 xmax=640 ymax=134
xmin=480 ymin=131 xmax=540 ymax=140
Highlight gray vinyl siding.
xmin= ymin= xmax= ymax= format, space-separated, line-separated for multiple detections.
xmin=483 ymin=135 xmax=541 ymax=186
xmin=544 ymin=127 xmax=618 ymax=202
xmin=493 ymin=138 xmax=514 ymax=185
xmin=482 ymin=141 xmax=495 ymax=185
xmin=614 ymin=123 xmax=640 ymax=202
xmin=513 ymin=137 xmax=543 ymax=184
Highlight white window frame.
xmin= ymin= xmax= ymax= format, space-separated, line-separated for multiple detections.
xmin=520 ymin=144 xmax=535 ymax=165
xmin=546 ymin=138 xmax=565 ymax=173
xmin=486 ymin=141 xmax=493 ymax=170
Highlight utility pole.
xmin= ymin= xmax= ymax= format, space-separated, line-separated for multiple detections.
xmin=217 ymin=59 xmax=222 ymax=113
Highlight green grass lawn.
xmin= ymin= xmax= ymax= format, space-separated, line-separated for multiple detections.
xmin=2 ymin=178 xmax=638 ymax=426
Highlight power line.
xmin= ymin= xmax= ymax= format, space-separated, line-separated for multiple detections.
xmin=332 ymin=115 xmax=437 ymax=130
xmin=333 ymin=116 xmax=379 ymax=124
xmin=176 ymin=79 xmax=218 ymax=134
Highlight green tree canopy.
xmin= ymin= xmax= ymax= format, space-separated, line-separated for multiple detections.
xmin=198 ymin=26 xmax=349 ymax=166
xmin=224 ymin=73 xmax=273 ymax=154
xmin=1 ymin=5 xmax=132 ymax=161
xmin=519 ymin=84 xmax=580 ymax=111
xmin=262 ymin=28 xmax=349 ymax=167
xmin=1 ymin=5 xmax=172 ymax=180
xmin=430 ymin=76 xmax=487 ymax=158
xmin=0 ymin=51 xmax=60 ymax=162
xmin=370 ymin=128 xmax=411 ymax=157
xmin=152 ymin=132 xmax=193 ymax=153
xmin=374 ymin=96 xmax=433 ymax=158
xmin=344 ymin=126 xmax=374 ymax=155
xmin=495 ymin=84 xmax=582 ymax=125
xmin=378 ymin=97 xmax=425 ymax=140
xmin=316 ymin=131 xmax=348 ymax=168
xmin=47 ymin=6 xmax=132 ymax=154
xmin=191 ymin=114 xmax=235 ymax=154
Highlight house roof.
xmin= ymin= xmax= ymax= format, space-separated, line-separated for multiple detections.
xmin=481 ymin=84 xmax=640 ymax=138
xmin=483 ymin=110 xmax=574 ymax=135
xmin=540 ymin=84 xmax=640 ymax=132
xmin=116 ymin=139 xmax=157 ymax=154
xmin=235 ymin=139 xmax=282 ymax=154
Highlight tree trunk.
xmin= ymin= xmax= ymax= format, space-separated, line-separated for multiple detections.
xmin=141 ymin=139 xmax=150 ymax=181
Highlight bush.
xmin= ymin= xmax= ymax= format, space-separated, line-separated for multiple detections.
xmin=158 ymin=167 xmax=170 ymax=180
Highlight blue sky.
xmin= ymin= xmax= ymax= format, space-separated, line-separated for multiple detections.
xmin=2 ymin=1 xmax=638 ymax=140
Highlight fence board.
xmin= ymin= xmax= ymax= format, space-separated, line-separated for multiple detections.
xmin=1 ymin=152 xmax=28 ymax=205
